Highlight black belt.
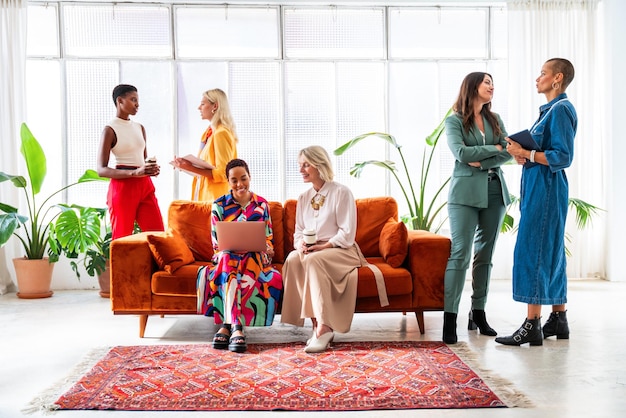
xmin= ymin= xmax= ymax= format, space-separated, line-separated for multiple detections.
xmin=116 ymin=165 xmax=139 ymax=170
xmin=487 ymin=172 xmax=499 ymax=182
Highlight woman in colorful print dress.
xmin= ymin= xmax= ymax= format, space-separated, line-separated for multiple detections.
xmin=197 ymin=159 xmax=282 ymax=353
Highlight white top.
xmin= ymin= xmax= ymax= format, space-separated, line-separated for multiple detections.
xmin=294 ymin=180 xmax=357 ymax=249
xmin=108 ymin=117 xmax=145 ymax=167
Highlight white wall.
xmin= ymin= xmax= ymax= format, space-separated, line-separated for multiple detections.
xmin=605 ymin=0 xmax=626 ymax=281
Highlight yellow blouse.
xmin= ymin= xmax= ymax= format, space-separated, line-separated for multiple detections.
xmin=191 ymin=125 xmax=237 ymax=202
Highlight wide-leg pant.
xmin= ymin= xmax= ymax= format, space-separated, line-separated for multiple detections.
xmin=107 ymin=177 xmax=164 ymax=239
xmin=280 ymin=246 xmax=360 ymax=334
xmin=444 ymin=179 xmax=506 ymax=313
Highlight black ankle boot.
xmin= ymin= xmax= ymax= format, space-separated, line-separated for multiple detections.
xmin=443 ymin=312 xmax=458 ymax=344
xmin=542 ymin=311 xmax=569 ymax=339
xmin=468 ymin=309 xmax=497 ymax=336
xmin=495 ymin=317 xmax=543 ymax=346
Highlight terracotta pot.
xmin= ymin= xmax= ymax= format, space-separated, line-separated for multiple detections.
xmin=13 ymin=257 xmax=55 ymax=299
xmin=98 ymin=261 xmax=111 ymax=298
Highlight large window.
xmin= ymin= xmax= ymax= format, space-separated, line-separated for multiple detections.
xmin=25 ymin=2 xmax=507 ymax=223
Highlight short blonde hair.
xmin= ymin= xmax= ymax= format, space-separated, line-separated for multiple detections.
xmin=299 ymin=145 xmax=334 ymax=182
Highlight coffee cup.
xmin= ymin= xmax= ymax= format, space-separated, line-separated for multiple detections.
xmin=303 ymin=228 xmax=317 ymax=246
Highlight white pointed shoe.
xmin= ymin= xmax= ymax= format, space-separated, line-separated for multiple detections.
xmin=304 ymin=331 xmax=334 ymax=353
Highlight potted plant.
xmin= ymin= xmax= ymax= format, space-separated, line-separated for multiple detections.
xmin=334 ymin=109 xmax=454 ymax=232
xmin=0 ymin=123 xmax=107 ymax=298
xmin=49 ymin=205 xmax=113 ymax=297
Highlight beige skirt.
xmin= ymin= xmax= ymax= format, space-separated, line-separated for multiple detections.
xmin=280 ymin=245 xmax=361 ymax=333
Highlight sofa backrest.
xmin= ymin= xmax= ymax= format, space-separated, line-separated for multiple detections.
xmin=355 ymin=196 xmax=399 ymax=257
xmin=168 ymin=200 xmax=214 ymax=261
xmin=167 ymin=196 xmax=399 ymax=263
xmin=281 ymin=196 xmax=399 ymax=258
xmin=168 ymin=199 xmax=286 ymax=263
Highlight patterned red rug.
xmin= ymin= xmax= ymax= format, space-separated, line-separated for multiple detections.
xmin=48 ymin=341 xmax=521 ymax=411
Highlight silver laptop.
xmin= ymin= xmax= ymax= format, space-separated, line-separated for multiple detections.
xmin=215 ymin=221 xmax=267 ymax=253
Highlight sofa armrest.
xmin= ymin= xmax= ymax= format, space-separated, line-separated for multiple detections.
xmin=110 ymin=232 xmax=159 ymax=312
xmin=406 ymin=230 xmax=450 ymax=309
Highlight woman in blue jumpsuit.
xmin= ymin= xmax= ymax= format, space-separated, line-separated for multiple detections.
xmin=497 ymin=58 xmax=577 ymax=346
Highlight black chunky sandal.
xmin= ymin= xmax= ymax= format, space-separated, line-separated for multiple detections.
xmin=228 ymin=324 xmax=247 ymax=353
xmin=212 ymin=324 xmax=231 ymax=350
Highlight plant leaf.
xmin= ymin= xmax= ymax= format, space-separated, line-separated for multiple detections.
xmin=78 ymin=169 xmax=109 ymax=183
xmin=334 ymin=132 xmax=399 ymax=156
xmin=53 ymin=208 xmax=101 ymax=254
xmin=425 ymin=108 xmax=454 ymax=146
xmin=0 ymin=172 xmax=27 ymax=188
xmin=349 ymin=160 xmax=397 ymax=178
xmin=568 ymin=198 xmax=603 ymax=229
xmin=19 ymin=123 xmax=47 ymax=196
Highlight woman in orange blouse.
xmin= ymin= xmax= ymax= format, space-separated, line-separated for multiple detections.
xmin=172 ymin=88 xmax=238 ymax=201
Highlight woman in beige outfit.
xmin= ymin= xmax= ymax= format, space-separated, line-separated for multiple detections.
xmin=281 ymin=146 xmax=362 ymax=353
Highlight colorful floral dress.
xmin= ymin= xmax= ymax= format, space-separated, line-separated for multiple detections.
xmin=197 ymin=191 xmax=282 ymax=326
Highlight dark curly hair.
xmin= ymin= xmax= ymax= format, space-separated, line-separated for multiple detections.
xmin=225 ymin=158 xmax=250 ymax=178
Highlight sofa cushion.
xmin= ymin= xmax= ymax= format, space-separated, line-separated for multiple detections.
xmin=379 ymin=218 xmax=408 ymax=268
xmin=151 ymin=262 xmax=207 ymax=296
xmin=268 ymin=201 xmax=285 ymax=264
xmin=282 ymin=197 xmax=399 ymax=258
xmin=355 ymin=257 xmax=413 ymax=298
xmin=147 ymin=229 xmax=195 ymax=274
xmin=283 ymin=199 xmax=297 ymax=256
xmin=168 ymin=200 xmax=214 ymax=261
xmin=355 ymin=197 xmax=399 ymax=257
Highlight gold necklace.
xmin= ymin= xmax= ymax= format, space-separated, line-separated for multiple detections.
xmin=310 ymin=193 xmax=326 ymax=214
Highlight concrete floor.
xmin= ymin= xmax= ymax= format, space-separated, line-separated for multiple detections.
xmin=1 ymin=279 xmax=625 ymax=417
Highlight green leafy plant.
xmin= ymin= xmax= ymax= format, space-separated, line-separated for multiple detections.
xmin=501 ymin=194 xmax=603 ymax=256
xmin=0 ymin=123 xmax=107 ymax=260
xmin=334 ymin=108 xmax=453 ymax=232
xmin=49 ymin=205 xmax=111 ymax=279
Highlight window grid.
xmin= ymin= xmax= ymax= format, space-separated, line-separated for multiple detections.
xmin=26 ymin=2 xmax=506 ymax=226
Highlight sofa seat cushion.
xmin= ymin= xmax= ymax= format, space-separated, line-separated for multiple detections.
xmin=356 ymin=257 xmax=412 ymax=298
xmin=151 ymin=262 xmax=210 ymax=296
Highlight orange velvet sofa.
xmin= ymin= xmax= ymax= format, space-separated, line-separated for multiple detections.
xmin=110 ymin=197 xmax=450 ymax=338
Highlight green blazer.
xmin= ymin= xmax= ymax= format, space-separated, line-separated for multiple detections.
xmin=445 ymin=112 xmax=512 ymax=208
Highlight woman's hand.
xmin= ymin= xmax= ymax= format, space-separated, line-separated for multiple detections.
xmin=505 ymin=138 xmax=528 ymax=165
xmin=171 ymin=157 xmax=192 ymax=170
xmin=301 ymin=241 xmax=334 ymax=254
xmin=134 ymin=163 xmax=160 ymax=177
xmin=505 ymin=137 xmax=524 ymax=157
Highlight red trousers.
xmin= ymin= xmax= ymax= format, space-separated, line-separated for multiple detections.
xmin=107 ymin=176 xmax=164 ymax=239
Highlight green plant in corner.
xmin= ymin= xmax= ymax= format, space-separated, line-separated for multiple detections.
xmin=0 ymin=123 xmax=107 ymax=260
xmin=334 ymin=108 xmax=454 ymax=232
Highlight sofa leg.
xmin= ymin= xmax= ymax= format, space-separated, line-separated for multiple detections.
xmin=139 ymin=315 xmax=149 ymax=338
xmin=415 ymin=311 xmax=425 ymax=334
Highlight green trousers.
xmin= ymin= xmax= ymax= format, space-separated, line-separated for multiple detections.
xmin=444 ymin=180 xmax=506 ymax=313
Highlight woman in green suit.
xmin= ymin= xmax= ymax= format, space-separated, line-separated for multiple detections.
xmin=442 ymin=72 xmax=512 ymax=344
